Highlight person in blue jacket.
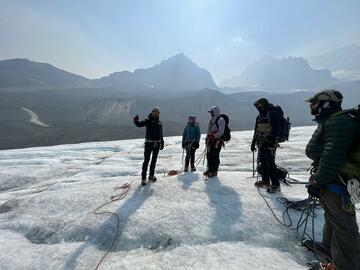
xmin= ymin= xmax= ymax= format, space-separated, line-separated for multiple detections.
xmin=182 ymin=115 xmax=201 ymax=172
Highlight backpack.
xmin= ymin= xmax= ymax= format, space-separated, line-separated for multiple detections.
xmin=338 ymin=105 xmax=360 ymax=204
xmin=215 ymin=114 xmax=231 ymax=142
xmin=339 ymin=105 xmax=360 ymax=179
xmin=271 ymin=105 xmax=291 ymax=143
xmin=257 ymin=164 xmax=288 ymax=181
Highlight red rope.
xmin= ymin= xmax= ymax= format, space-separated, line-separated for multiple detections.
xmin=93 ymin=182 xmax=132 ymax=270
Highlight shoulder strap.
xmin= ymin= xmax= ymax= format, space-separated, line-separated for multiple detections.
xmin=331 ymin=108 xmax=357 ymax=119
xmin=215 ymin=116 xmax=221 ymax=127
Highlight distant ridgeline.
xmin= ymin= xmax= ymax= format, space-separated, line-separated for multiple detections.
xmin=0 ymin=53 xmax=360 ymax=149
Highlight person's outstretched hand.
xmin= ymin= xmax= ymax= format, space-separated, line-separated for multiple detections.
xmin=133 ymin=115 xmax=139 ymax=124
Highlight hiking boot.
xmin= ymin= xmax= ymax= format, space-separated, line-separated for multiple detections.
xmin=191 ymin=165 xmax=196 ymax=172
xmin=141 ymin=178 xmax=147 ymax=186
xmin=254 ymin=181 xmax=270 ymax=188
xmin=266 ymin=185 xmax=281 ymax=193
xmin=184 ymin=166 xmax=189 ymax=172
xmin=148 ymin=175 xmax=157 ymax=182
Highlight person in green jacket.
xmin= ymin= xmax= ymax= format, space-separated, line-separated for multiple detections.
xmin=182 ymin=115 xmax=201 ymax=172
xmin=305 ymin=89 xmax=360 ymax=270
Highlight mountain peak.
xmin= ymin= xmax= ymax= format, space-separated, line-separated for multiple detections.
xmin=0 ymin=58 xmax=90 ymax=88
xmin=169 ymin=52 xmax=190 ymax=60
xmin=161 ymin=53 xmax=195 ymax=66
xmin=309 ymin=43 xmax=360 ymax=72
xmin=96 ymin=53 xmax=217 ymax=90
xmin=3 ymin=58 xmax=31 ymax=63
xmin=220 ymin=55 xmax=335 ymax=90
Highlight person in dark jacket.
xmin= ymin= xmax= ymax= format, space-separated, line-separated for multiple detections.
xmin=204 ymin=106 xmax=225 ymax=178
xmin=305 ymin=89 xmax=360 ymax=270
xmin=182 ymin=115 xmax=201 ymax=172
xmin=133 ymin=107 xmax=164 ymax=186
xmin=251 ymin=98 xmax=281 ymax=193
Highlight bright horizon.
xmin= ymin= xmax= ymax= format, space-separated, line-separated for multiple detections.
xmin=1 ymin=0 xmax=360 ymax=83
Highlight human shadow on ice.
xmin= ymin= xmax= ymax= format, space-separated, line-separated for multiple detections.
xmin=177 ymin=173 xmax=200 ymax=190
xmin=205 ymin=177 xmax=244 ymax=242
xmin=64 ymin=184 xmax=153 ymax=270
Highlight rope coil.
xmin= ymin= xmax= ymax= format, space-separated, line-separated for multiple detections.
xmin=93 ymin=182 xmax=133 ymax=270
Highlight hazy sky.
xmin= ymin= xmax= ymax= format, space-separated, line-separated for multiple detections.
xmin=1 ymin=0 xmax=360 ymax=82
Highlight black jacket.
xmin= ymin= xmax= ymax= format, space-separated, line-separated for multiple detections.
xmin=134 ymin=114 xmax=164 ymax=143
xmin=252 ymin=105 xmax=281 ymax=145
xmin=306 ymin=110 xmax=360 ymax=185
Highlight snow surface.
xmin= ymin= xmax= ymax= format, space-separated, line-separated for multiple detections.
xmin=0 ymin=126 xmax=359 ymax=270
xmin=21 ymin=107 xmax=50 ymax=127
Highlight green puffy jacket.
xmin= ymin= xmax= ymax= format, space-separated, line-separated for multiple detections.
xmin=306 ymin=110 xmax=360 ymax=185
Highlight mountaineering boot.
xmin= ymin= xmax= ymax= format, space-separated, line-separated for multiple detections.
xmin=148 ymin=175 xmax=157 ymax=182
xmin=301 ymin=239 xmax=332 ymax=262
xmin=191 ymin=164 xmax=196 ymax=172
xmin=254 ymin=181 xmax=270 ymax=188
xmin=141 ymin=177 xmax=147 ymax=186
xmin=266 ymin=185 xmax=281 ymax=193
xmin=308 ymin=261 xmax=323 ymax=270
xmin=184 ymin=165 xmax=189 ymax=172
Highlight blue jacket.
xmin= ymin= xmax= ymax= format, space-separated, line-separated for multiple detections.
xmin=182 ymin=123 xmax=201 ymax=145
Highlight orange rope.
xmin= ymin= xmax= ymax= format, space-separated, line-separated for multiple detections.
xmin=93 ymin=182 xmax=132 ymax=270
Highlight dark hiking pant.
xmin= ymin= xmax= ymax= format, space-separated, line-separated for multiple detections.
xmin=142 ymin=142 xmax=160 ymax=179
xmin=185 ymin=147 xmax=196 ymax=167
xmin=206 ymin=142 xmax=222 ymax=173
xmin=259 ymin=146 xmax=279 ymax=186
xmin=320 ymin=189 xmax=360 ymax=270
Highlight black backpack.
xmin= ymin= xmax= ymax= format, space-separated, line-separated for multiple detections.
xmin=271 ymin=105 xmax=291 ymax=143
xmin=337 ymin=105 xmax=360 ymax=180
xmin=215 ymin=114 xmax=231 ymax=142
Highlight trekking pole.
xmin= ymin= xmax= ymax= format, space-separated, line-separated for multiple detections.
xmin=202 ymin=147 xmax=207 ymax=167
xmin=252 ymin=150 xmax=255 ymax=178
xmin=194 ymin=148 xmax=204 ymax=167
xmin=181 ymin=148 xmax=185 ymax=169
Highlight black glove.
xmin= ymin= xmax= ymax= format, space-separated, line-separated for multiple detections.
xmin=192 ymin=142 xmax=199 ymax=149
xmin=307 ymin=183 xmax=321 ymax=198
xmin=182 ymin=142 xmax=186 ymax=149
xmin=251 ymin=141 xmax=256 ymax=152
xmin=133 ymin=115 xmax=139 ymax=124
xmin=160 ymin=140 xmax=164 ymax=150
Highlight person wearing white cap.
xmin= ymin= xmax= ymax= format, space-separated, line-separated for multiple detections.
xmin=133 ymin=107 xmax=164 ymax=186
xmin=204 ymin=106 xmax=225 ymax=178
